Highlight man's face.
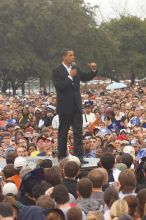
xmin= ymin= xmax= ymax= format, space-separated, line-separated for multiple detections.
xmin=90 ymin=138 xmax=97 ymax=150
xmin=83 ymin=139 xmax=91 ymax=151
xmin=135 ymin=108 xmax=141 ymax=117
xmin=37 ymin=139 xmax=45 ymax=152
xmin=133 ymin=97 xmax=139 ymax=104
xmin=84 ymin=107 xmax=91 ymax=114
xmin=63 ymin=50 xmax=75 ymax=65
xmin=17 ymin=147 xmax=25 ymax=157
xmin=17 ymin=138 xmax=27 ymax=148
xmin=96 ymin=137 xmax=102 ymax=147
xmin=3 ymin=136 xmax=11 ymax=146
xmin=100 ymin=105 xmax=105 ymax=113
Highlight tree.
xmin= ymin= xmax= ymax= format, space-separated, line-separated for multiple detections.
xmin=102 ymin=16 xmax=146 ymax=79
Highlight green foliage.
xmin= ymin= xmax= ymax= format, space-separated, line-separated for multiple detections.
xmin=0 ymin=0 xmax=146 ymax=94
xmin=102 ymin=16 xmax=146 ymax=79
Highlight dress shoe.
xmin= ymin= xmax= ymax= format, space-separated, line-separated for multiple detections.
xmin=79 ymin=158 xmax=89 ymax=164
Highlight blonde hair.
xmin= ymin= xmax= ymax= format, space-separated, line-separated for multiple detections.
xmin=86 ymin=211 xmax=104 ymax=220
xmin=110 ymin=199 xmax=128 ymax=219
xmin=46 ymin=212 xmax=64 ymax=220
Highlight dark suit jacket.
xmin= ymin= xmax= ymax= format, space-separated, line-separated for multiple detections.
xmin=62 ymin=178 xmax=78 ymax=198
xmin=52 ymin=63 xmax=97 ymax=115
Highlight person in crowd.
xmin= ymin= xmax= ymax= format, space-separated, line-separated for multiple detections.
xmin=75 ymin=178 xmax=100 ymax=214
xmin=18 ymin=107 xmax=31 ymax=129
xmin=62 ymin=160 xmax=80 ymax=199
xmin=2 ymin=132 xmax=16 ymax=157
xmin=103 ymin=187 xmax=119 ymax=220
xmin=118 ymin=170 xmax=136 ymax=199
xmin=99 ymin=152 xmax=121 ymax=184
xmin=16 ymin=147 xmax=26 ymax=157
xmin=124 ymin=195 xmax=138 ymax=219
xmin=8 ymin=156 xmax=27 ymax=190
xmin=44 ymin=166 xmax=62 ymax=186
xmin=136 ymin=189 xmax=146 ymax=219
xmin=36 ymin=195 xmax=55 ymax=209
xmin=82 ymin=103 xmax=96 ymax=128
xmin=109 ymin=199 xmax=129 ymax=220
xmin=87 ymin=168 xmax=105 ymax=209
xmin=51 ymin=184 xmax=73 ymax=217
xmin=136 ymin=162 xmax=146 ymax=192
xmin=67 ymin=206 xmax=83 ymax=220
xmin=0 ymin=202 xmax=14 ymax=220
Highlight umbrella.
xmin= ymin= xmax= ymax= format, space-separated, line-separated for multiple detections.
xmin=106 ymin=82 xmax=127 ymax=90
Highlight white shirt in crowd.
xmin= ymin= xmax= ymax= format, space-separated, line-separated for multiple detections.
xmin=52 ymin=115 xmax=59 ymax=129
xmin=82 ymin=112 xmax=96 ymax=128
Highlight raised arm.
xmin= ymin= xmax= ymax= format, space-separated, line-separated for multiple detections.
xmin=79 ymin=62 xmax=97 ymax=82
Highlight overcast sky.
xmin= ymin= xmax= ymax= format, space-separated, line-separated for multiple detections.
xmin=85 ymin=0 xmax=146 ymax=23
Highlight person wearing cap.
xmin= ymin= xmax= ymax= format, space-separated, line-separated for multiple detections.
xmin=122 ymin=145 xmax=136 ymax=160
xmin=38 ymin=137 xmax=54 ymax=156
xmin=2 ymin=182 xmax=18 ymax=196
xmin=30 ymin=135 xmax=46 ymax=156
xmin=7 ymin=156 xmax=27 ymax=190
xmin=82 ymin=103 xmax=96 ymax=128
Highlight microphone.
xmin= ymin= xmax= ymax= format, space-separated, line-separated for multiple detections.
xmin=71 ymin=62 xmax=77 ymax=69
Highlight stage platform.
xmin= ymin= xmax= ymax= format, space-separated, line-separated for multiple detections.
xmin=0 ymin=156 xmax=99 ymax=171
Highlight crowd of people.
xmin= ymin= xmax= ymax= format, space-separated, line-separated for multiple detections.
xmin=0 ymin=82 xmax=146 ymax=219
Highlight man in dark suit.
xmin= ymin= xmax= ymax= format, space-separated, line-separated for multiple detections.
xmin=52 ymin=48 xmax=97 ymax=163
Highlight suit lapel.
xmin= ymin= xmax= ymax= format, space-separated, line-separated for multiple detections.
xmin=60 ymin=63 xmax=69 ymax=76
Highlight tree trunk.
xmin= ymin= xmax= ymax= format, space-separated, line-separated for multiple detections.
xmin=40 ymin=76 xmax=46 ymax=90
xmin=21 ymin=81 xmax=25 ymax=95
xmin=1 ymin=79 xmax=8 ymax=94
xmin=11 ymin=82 xmax=17 ymax=96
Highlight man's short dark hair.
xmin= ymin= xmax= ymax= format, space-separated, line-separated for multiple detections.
xmin=61 ymin=48 xmax=72 ymax=57
xmin=39 ymin=159 xmax=52 ymax=168
xmin=3 ymin=164 xmax=15 ymax=178
xmin=64 ymin=161 xmax=80 ymax=178
xmin=44 ymin=167 xmax=62 ymax=186
xmin=100 ymin=152 xmax=115 ymax=171
xmin=0 ymin=202 xmax=13 ymax=217
xmin=3 ymin=132 xmax=11 ymax=138
xmin=36 ymin=195 xmax=55 ymax=209
xmin=77 ymin=178 xmax=93 ymax=198
xmin=121 ymin=153 xmax=133 ymax=169
xmin=6 ymin=152 xmax=18 ymax=164
xmin=87 ymin=168 xmax=104 ymax=188
xmin=67 ymin=207 xmax=82 ymax=220
xmin=51 ymin=184 xmax=69 ymax=204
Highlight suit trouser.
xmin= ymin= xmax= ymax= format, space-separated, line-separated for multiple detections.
xmin=58 ymin=112 xmax=83 ymax=159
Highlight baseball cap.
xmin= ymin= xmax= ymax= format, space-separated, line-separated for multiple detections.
xmin=123 ymin=146 xmax=135 ymax=159
xmin=14 ymin=157 xmax=27 ymax=169
xmin=14 ymin=125 xmax=20 ymax=130
xmin=2 ymin=183 xmax=18 ymax=196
